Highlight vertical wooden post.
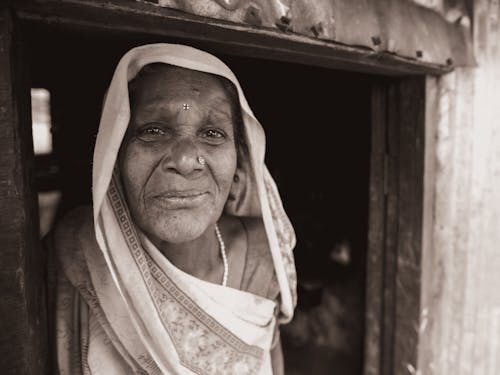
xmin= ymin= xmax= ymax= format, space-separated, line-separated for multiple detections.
xmin=364 ymin=84 xmax=387 ymax=375
xmin=0 ymin=8 xmax=48 ymax=375
xmin=391 ymin=78 xmax=425 ymax=375
xmin=382 ymin=82 xmax=400 ymax=375
xmin=365 ymin=77 xmax=425 ymax=375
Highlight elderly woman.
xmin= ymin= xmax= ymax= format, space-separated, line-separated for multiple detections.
xmin=49 ymin=44 xmax=297 ymax=374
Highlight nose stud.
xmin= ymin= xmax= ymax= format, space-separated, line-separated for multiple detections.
xmin=182 ymin=103 xmax=191 ymax=110
xmin=197 ymin=156 xmax=206 ymax=165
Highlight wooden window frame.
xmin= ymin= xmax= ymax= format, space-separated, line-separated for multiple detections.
xmin=365 ymin=78 xmax=425 ymax=375
xmin=0 ymin=2 xmax=428 ymax=374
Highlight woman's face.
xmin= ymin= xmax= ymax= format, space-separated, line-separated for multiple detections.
xmin=119 ymin=66 xmax=237 ymax=244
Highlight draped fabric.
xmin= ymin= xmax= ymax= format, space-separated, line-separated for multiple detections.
xmin=50 ymin=44 xmax=297 ymax=374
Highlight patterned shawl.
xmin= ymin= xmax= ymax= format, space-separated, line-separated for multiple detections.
xmin=51 ymin=44 xmax=296 ymax=375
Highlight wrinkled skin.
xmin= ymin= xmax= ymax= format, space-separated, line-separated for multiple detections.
xmin=119 ymin=66 xmax=237 ymax=250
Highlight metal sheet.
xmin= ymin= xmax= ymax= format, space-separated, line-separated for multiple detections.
xmin=141 ymin=0 xmax=473 ymax=67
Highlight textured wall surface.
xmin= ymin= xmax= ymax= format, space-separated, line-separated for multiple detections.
xmin=136 ymin=0 xmax=473 ymax=67
xmin=420 ymin=0 xmax=500 ymax=373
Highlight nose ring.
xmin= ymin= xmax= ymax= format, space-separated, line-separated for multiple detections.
xmin=197 ymin=156 xmax=206 ymax=165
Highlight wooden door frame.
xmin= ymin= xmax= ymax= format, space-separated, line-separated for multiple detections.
xmin=0 ymin=8 xmax=47 ymax=375
xmin=0 ymin=3 xmax=429 ymax=374
xmin=365 ymin=78 xmax=425 ymax=375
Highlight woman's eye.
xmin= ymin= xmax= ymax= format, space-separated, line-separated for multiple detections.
xmin=202 ymin=129 xmax=225 ymax=139
xmin=144 ymin=127 xmax=164 ymax=135
xmin=136 ymin=125 xmax=166 ymax=141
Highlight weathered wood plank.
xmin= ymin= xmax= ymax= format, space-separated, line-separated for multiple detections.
xmin=365 ymin=78 xmax=425 ymax=375
xmin=0 ymin=7 xmax=47 ymax=375
xmin=418 ymin=2 xmax=500 ymax=374
xmin=382 ymin=82 xmax=400 ymax=375
xmin=364 ymin=84 xmax=388 ymax=375
xmin=392 ymin=77 xmax=425 ymax=375
xmin=9 ymin=0 xmax=452 ymax=76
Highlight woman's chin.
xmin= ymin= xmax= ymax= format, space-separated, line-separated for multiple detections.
xmin=144 ymin=214 xmax=214 ymax=245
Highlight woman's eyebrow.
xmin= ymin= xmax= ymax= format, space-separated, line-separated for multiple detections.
xmin=208 ymin=96 xmax=232 ymax=120
xmin=208 ymin=106 xmax=232 ymax=121
xmin=134 ymin=100 xmax=173 ymax=114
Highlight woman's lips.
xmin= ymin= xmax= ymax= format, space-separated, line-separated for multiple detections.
xmin=151 ymin=190 xmax=209 ymax=209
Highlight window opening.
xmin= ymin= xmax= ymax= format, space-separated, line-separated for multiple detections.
xmin=32 ymin=88 xmax=53 ymax=155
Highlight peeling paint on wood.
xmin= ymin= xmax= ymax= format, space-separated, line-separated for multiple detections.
xmin=139 ymin=0 xmax=474 ymax=67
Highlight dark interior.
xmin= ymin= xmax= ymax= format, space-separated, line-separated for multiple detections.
xmin=27 ymin=22 xmax=372 ymax=375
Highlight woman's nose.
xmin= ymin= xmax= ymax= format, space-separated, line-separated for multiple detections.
xmin=160 ymin=138 xmax=204 ymax=177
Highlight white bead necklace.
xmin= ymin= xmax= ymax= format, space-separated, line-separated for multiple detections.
xmin=214 ymin=224 xmax=228 ymax=287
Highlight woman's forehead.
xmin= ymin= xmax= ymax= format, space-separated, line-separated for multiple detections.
xmin=131 ymin=65 xmax=229 ymax=103
xmin=129 ymin=66 xmax=236 ymax=124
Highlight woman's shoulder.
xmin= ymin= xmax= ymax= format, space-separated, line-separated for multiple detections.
xmin=239 ymin=216 xmax=280 ymax=300
xmin=239 ymin=217 xmax=271 ymax=261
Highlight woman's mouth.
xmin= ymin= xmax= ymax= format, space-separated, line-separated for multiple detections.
xmin=151 ymin=190 xmax=209 ymax=209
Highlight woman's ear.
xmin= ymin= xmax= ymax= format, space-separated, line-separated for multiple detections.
xmin=225 ymin=160 xmax=261 ymax=217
